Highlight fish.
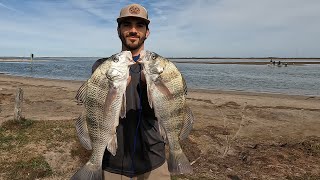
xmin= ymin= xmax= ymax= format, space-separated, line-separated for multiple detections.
xmin=71 ymin=51 xmax=134 ymax=180
xmin=138 ymin=50 xmax=194 ymax=175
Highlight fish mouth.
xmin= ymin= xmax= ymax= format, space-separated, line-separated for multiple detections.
xmin=128 ymin=58 xmax=135 ymax=65
xmin=136 ymin=59 xmax=143 ymax=64
xmin=136 ymin=50 xmax=147 ymax=64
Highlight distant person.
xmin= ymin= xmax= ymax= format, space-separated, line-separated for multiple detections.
xmin=269 ymin=59 xmax=273 ymax=65
xmin=272 ymin=61 xmax=276 ymax=65
xmin=278 ymin=61 xmax=281 ymax=65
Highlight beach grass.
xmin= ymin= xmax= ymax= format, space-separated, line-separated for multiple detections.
xmin=0 ymin=114 xmax=319 ymax=179
xmin=0 ymin=118 xmax=89 ymax=179
xmin=0 ymin=118 xmax=188 ymax=179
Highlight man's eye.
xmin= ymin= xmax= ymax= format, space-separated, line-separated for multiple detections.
xmin=122 ymin=23 xmax=130 ymax=27
xmin=137 ymin=23 xmax=145 ymax=28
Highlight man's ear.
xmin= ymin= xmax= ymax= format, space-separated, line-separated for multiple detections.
xmin=146 ymin=29 xmax=150 ymax=39
xmin=117 ymin=28 xmax=120 ymax=38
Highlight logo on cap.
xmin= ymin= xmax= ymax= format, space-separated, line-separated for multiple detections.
xmin=129 ymin=5 xmax=140 ymax=15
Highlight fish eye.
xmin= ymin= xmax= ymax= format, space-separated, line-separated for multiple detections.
xmin=113 ymin=55 xmax=119 ymax=62
xmin=151 ymin=54 xmax=157 ymax=60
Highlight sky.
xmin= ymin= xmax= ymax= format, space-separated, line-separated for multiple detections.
xmin=0 ymin=0 xmax=320 ymax=57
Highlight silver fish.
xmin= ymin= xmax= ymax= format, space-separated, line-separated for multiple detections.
xmin=138 ymin=50 xmax=194 ymax=175
xmin=71 ymin=51 xmax=134 ymax=180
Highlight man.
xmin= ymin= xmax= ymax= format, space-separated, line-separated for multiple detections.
xmin=91 ymin=4 xmax=170 ymax=180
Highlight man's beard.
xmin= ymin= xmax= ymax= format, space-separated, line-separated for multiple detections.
xmin=119 ymin=32 xmax=147 ymax=51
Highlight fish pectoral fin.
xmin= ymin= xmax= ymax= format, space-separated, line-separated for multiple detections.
xmin=120 ymin=93 xmax=126 ymax=118
xmin=179 ymin=106 xmax=194 ymax=140
xmin=75 ymin=111 xmax=92 ymax=150
xmin=147 ymin=83 xmax=153 ymax=109
xmin=158 ymin=122 xmax=168 ymax=143
xmin=103 ymin=87 xmax=118 ymax=117
xmin=75 ymin=81 xmax=88 ymax=103
xmin=107 ymin=134 xmax=118 ymax=156
xmin=154 ymin=79 xmax=174 ymax=100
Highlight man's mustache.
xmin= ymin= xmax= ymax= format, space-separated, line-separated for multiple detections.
xmin=127 ymin=32 xmax=139 ymax=37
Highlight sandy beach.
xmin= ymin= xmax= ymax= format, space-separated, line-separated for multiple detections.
xmin=1 ymin=74 xmax=320 ymax=179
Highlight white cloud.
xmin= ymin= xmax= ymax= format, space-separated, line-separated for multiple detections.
xmin=0 ymin=2 xmax=20 ymax=13
xmin=147 ymin=0 xmax=320 ymax=57
xmin=0 ymin=0 xmax=320 ymax=57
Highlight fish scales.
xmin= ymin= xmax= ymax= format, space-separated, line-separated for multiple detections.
xmin=139 ymin=50 xmax=194 ymax=175
xmin=71 ymin=51 xmax=133 ymax=180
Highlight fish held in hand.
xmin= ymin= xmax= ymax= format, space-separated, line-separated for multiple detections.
xmin=138 ymin=50 xmax=194 ymax=175
xmin=71 ymin=51 xmax=134 ymax=180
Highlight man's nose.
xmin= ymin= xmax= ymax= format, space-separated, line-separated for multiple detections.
xmin=129 ymin=26 xmax=138 ymax=33
xmin=129 ymin=28 xmax=138 ymax=36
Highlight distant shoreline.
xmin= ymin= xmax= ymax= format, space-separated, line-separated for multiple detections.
xmin=1 ymin=57 xmax=320 ymax=60
xmin=0 ymin=59 xmax=49 ymax=62
xmin=172 ymin=61 xmax=320 ymax=65
xmin=169 ymin=57 xmax=320 ymax=60
xmin=1 ymin=58 xmax=320 ymax=65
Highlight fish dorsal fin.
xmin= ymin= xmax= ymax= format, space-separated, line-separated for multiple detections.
xmin=120 ymin=93 xmax=126 ymax=118
xmin=182 ymin=75 xmax=188 ymax=95
xmin=75 ymin=110 xmax=92 ymax=150
xmin=179 ymin=106 xmax=194 ymax=140
xmin=75 ymin=81 xmax=88 ymax=104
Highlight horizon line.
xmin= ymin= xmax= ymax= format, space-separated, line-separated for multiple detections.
xmin=1 ymin=56 xmax=320 ymax=59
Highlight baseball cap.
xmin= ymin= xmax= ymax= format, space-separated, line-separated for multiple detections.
xmin=117 ymin=4 xmax=150 ymax=25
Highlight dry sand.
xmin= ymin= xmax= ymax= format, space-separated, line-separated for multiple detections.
xmin=1 ymin=74 xmax=320 ymax=179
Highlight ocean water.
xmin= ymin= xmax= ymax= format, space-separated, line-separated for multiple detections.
xmin=0 ymin=57 xmax=320 ymax=96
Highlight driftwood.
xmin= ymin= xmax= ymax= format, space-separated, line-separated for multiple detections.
xmin=14 ymin=88 xmax=24 ymax=121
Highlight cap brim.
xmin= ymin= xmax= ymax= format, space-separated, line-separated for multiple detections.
xmin=117 ymin=16 xmax=150 ymax=25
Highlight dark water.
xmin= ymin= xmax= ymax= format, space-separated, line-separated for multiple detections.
xmin=1 ymin=57 xmax=320 ymax=96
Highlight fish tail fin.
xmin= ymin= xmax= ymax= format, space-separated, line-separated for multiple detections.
xmin=107 ymin=134 xmax=117 ymax=156
xmin=168 ymin=150 xmax=193 ymax=175
xmin=71 ymin=162 xmax=102 ymax=180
